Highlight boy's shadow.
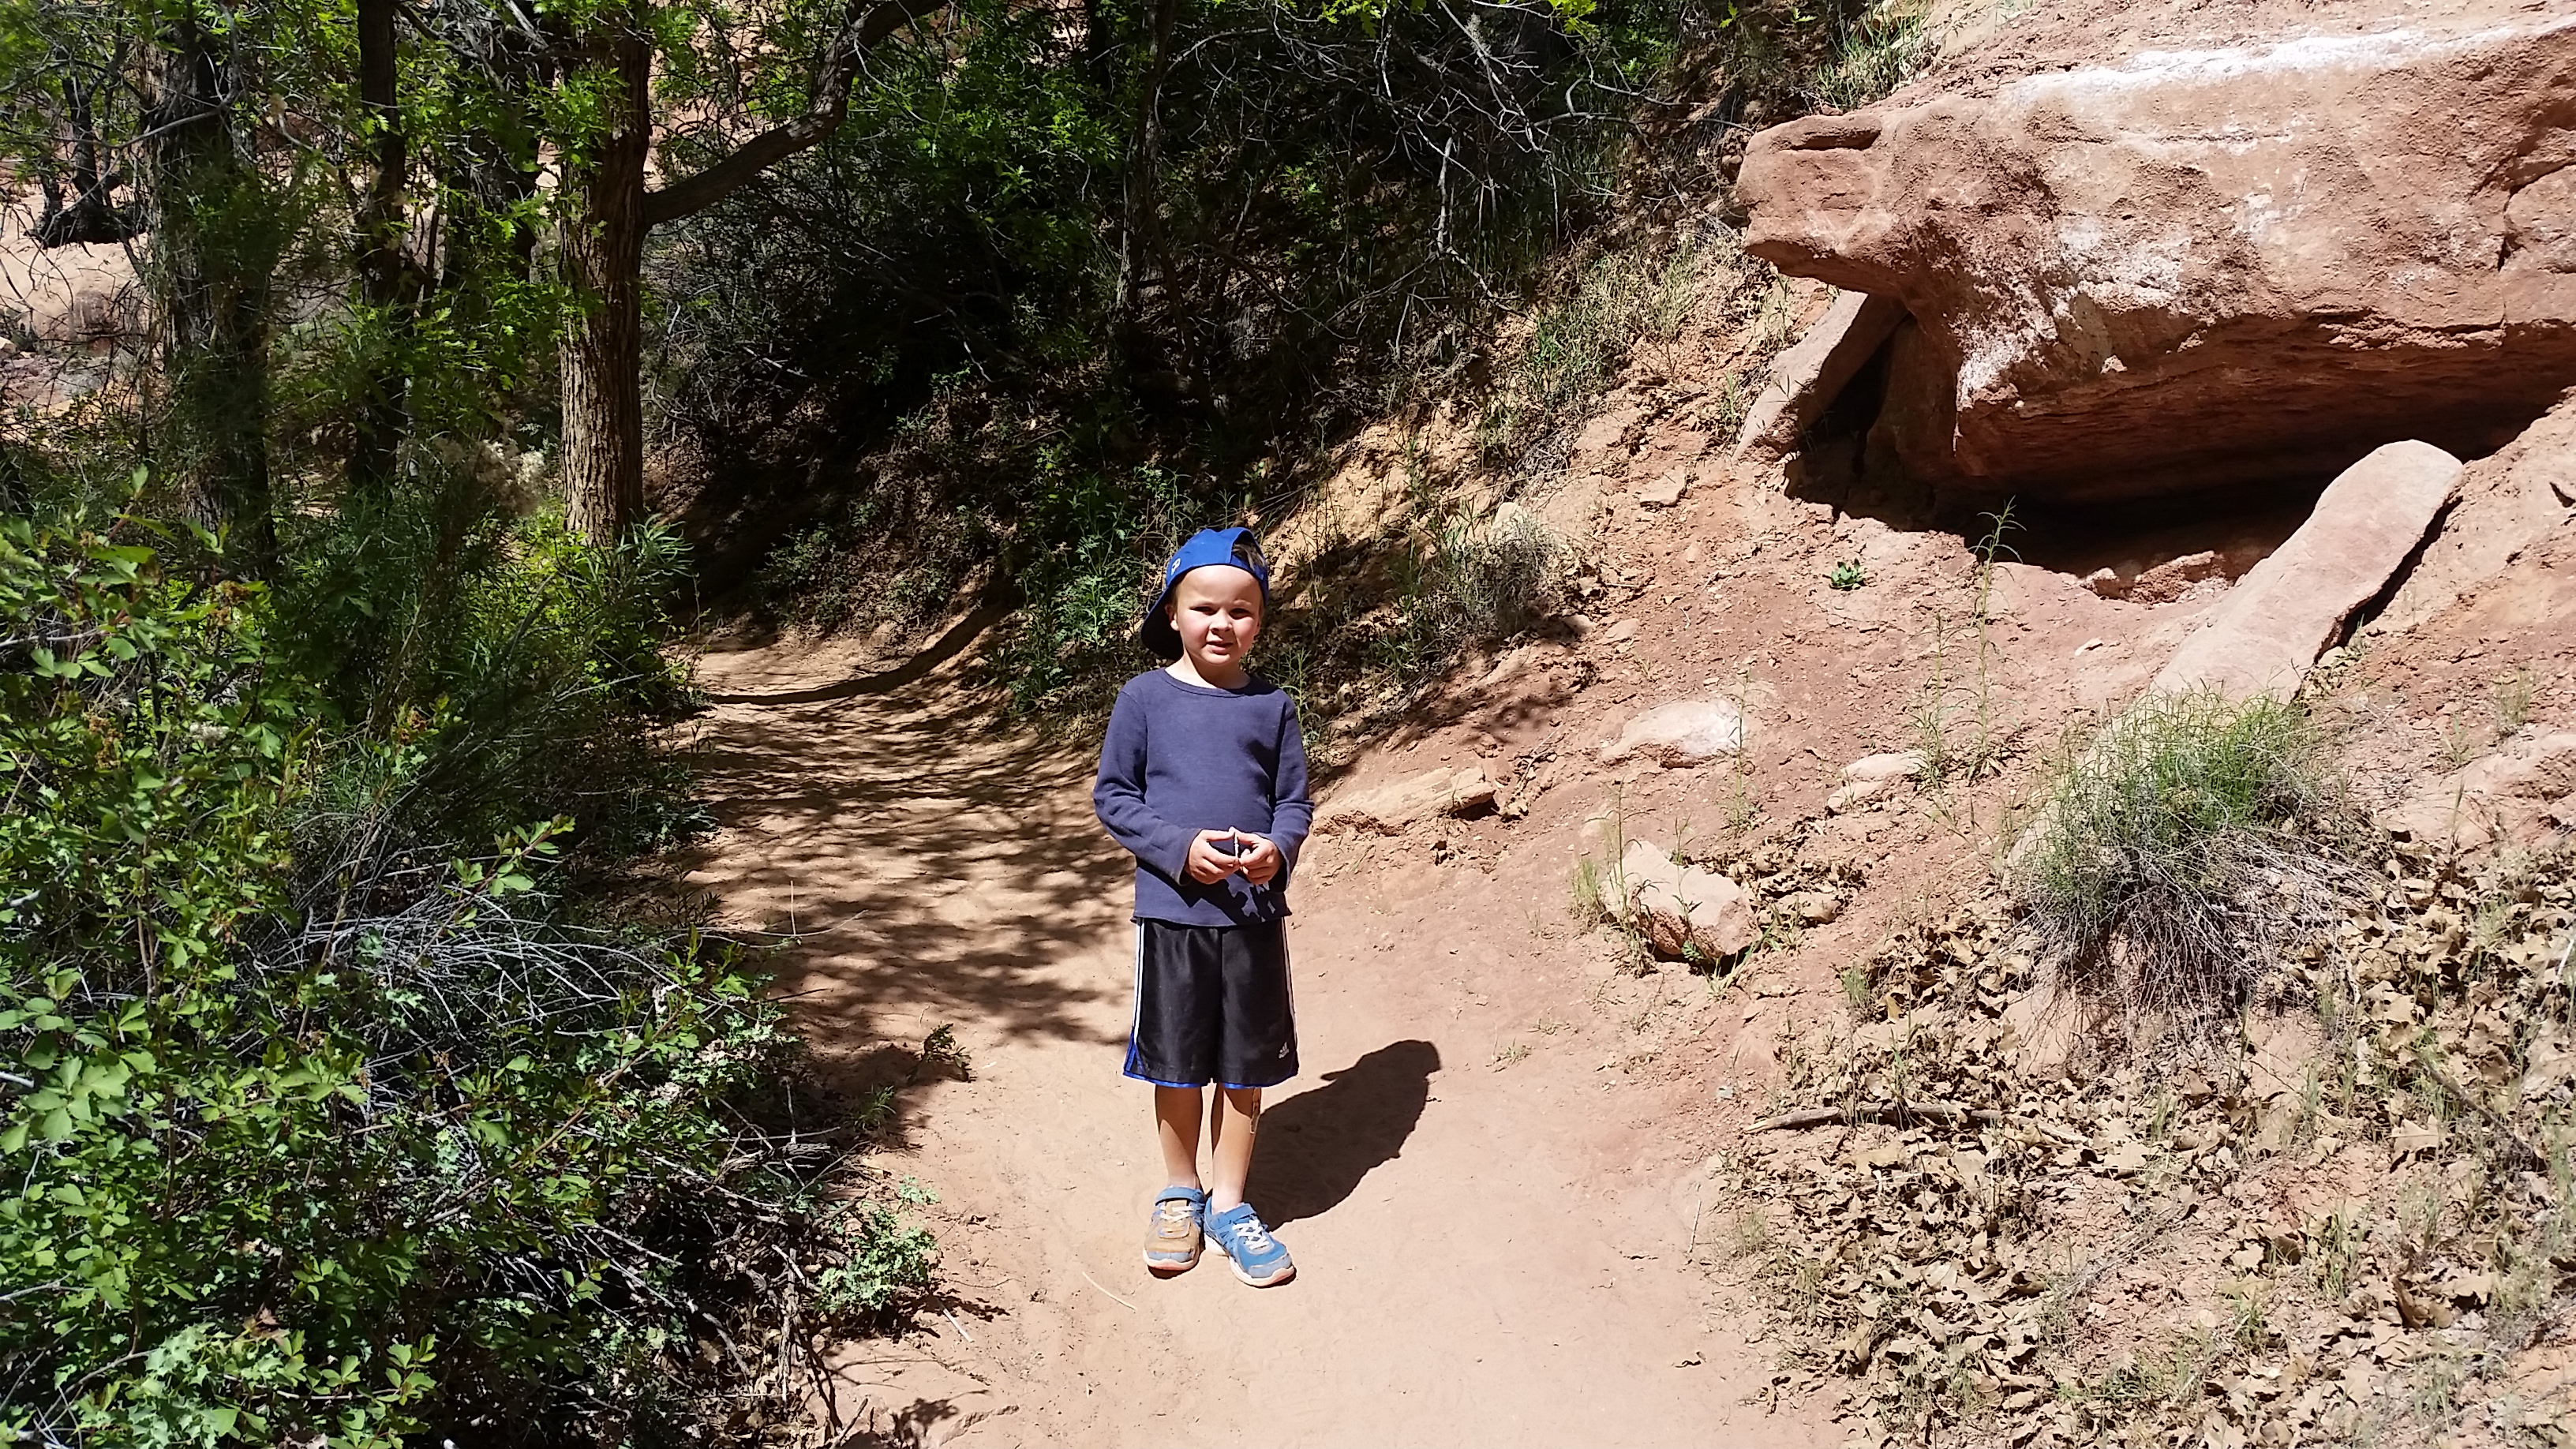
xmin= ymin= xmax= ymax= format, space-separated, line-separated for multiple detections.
xmin=1247 ymin=1039 xmax=1441 ymax=1228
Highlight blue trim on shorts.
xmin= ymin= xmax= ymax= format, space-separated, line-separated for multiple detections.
xmin=1121 ymin=1067 xmax=1297 ymax=1091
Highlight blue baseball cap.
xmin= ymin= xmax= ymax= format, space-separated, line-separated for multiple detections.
xmin=1140 ymin=526 xmax=1270 ymax=661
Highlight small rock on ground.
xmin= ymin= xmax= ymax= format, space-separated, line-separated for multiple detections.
xmin=1317 ymin=766 xmax=1496 ymax=834
xmin=1601 ymin=699 xmax=1746 ymax=767
xmin=1617 ymin=840 xmax=1758 ymax=962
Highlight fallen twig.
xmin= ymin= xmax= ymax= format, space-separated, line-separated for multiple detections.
xmin=1749 ymin=1103 xmax=2005 ymax=1132
xmin=1076 ymin=1267 xmax=1136 ymax=1312
xmin=2413 ymin=1049 xmax=2548 ymax=1172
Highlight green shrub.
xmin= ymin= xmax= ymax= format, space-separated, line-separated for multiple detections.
xmin=283 ymin=471 xmax=706 ymax=863
xmin=1386 ymin=507 xmax=1565 ymax=683
xmin=0 ymin=515 xmax=925 ymax=1446
xmin=1477 ymin=242 xmax=1704 ymax=470
xmin=988 ymin=461 xmax=1226 ymax=719
xmin=2009 ymin=691 xmax=2360 ymax=1031
xmin=1805 ymin=2 xmax=1930 ymax=111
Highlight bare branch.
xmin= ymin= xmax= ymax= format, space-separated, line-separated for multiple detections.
xmin=641 ymin=0 xmax=949 ymax=227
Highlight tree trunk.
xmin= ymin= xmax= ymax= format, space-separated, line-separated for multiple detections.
xmin=346 ymin=0 xmax=410 ymax=496
xmin=557 ymin=0 xmax=939 ymax=544
xmin=1111 ymin=0 xmax=1178 ymax=338
xmin=35 ymin=51 xmax=141 ymax=248
xmin=1110 ymin=0 xmax=1189 ymax=408
xmin=559 ymin=14 xmax=650 ymax=545
xmin=145 ymin=6 xmax=276 ymax=570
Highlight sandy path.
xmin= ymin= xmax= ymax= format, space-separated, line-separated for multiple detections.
xmin=682 ymin=632 xmax=1830 ymax=1447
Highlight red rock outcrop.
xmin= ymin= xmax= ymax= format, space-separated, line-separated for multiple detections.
xmin=2377 ymin=388 xmax=2576 ymax=633
xmin=1734 ymin=0 xmax=2576 ymax=504
xmin=2151 ymin=440 xmax=2461 ymax=699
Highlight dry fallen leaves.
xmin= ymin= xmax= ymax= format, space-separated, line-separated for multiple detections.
xmin=1722 ymin=841 xmax=2576 ymax=1448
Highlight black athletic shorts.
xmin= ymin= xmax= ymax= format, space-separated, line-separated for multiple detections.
xmin=1123 ymin=919 xmax=1298 ymax=1090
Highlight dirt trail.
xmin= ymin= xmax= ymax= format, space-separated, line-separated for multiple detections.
xmin=681 ymin=631 xmax=1831 ymax=1447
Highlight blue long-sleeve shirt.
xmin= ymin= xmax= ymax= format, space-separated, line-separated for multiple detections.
xmin=1093 ymin=669 xmax=1313 ymax=926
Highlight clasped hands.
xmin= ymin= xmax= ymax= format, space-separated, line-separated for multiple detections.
xmin=1185 ymin=828 xmax=1284 ymax=886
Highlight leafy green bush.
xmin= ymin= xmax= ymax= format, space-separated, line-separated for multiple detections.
xmin=0 ymin=516 xmax=927 ymax=1446
xmin=282 ymin=464 xmax=707 ymax=863
xmin=987 ymin=461 xmax=1227 ymax=717
xmin=2009 ymin=691 xmax=2360 ymax=1032
xmin=1384 ymin=507 xmax=1566 ymax=683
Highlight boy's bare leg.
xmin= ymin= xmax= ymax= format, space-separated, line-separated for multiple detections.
xmin=1206 ymin=1086 xmax=1261 ymax=1211
xmin=1154 ymin=1085 xmax=1205 ymax=1189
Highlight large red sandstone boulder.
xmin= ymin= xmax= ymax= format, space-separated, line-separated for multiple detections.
xmin=1735 ymin=0 xmax=2576 ymax=504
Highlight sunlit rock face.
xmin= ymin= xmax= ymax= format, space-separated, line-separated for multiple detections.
xmin=1735 ymin=2 xmax=2576 ymax=504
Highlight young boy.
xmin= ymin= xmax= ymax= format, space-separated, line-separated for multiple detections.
xmin=1092 ymin=526 xmax=1311 ymax=1288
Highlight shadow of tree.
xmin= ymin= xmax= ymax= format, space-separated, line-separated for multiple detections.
xmin=833 ymin=1395 xmax=964 ymax=1447
xmin=681 ymin=639 xmax=1134 ymax=1099
xmin=703 ymin=597 xmax=1017 ymax=705
xmin=1246 ymin=1039 xmax=1442 ymax=1228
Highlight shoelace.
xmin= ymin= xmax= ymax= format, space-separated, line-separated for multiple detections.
xmin=1154 ymin=1200 xmax=1197 ymax=1234
xmin=1223 ymin=1215 xmax=1275 ymax=1254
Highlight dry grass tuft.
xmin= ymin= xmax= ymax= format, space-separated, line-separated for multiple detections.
xmin=2009 ymin=691 xmax=2367 ymax=1039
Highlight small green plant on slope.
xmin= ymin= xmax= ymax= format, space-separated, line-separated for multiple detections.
xmin=1386 ymin=499 xmax=1567 ymax=685
xmin=1827 ymin=559 xmax=1866 ymax=590
xmin=2493 ymin=665 xmax=2535 ymax=739
xmin=1725 ymin=668 xmax=1761 ymax=834
xmin=2007 ymin=689 xmax=2361 ymax=1036
xmin=1807 ymin=1 xmax=1932 ymax=110
xmin=1477 ymin=240 xmax=1705 ymax=469
xmin=1571 ymin=785 xmax=1657 ymax=974
xmin=1911 ymin=504 xmax=2020 ymax=822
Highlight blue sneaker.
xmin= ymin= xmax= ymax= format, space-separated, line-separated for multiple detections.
xmin=1143 ymin=1186 xmax=1207 ymax=1275
xmin=1206 ymin=1202 xmax=1294 ymax=1286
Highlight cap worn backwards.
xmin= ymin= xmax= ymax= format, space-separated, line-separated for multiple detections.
xmin=1139 ymin=526 xmax=1270 ymax=661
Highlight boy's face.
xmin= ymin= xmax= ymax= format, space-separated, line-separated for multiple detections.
xmin=1166 ymin=565 xmax=1264 ymax=676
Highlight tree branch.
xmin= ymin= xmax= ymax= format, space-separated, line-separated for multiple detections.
xmin=640 ymin=0 xmax=946 ymax=227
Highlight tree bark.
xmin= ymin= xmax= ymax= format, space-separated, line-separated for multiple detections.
xmin=145 ymin=6 xmax=276 ymax=570
xmin=556 ymin=0 xmax=945 ymax=543
xmin=346 ymin=0 xmax=413 ymax=496
xmin=559 ymin=14 xmax=651 ymax=545
xmin=1111 ymin=0 xmax=1178 ymax=339
xmin=34 ymin=48 xmax=140 ymax=249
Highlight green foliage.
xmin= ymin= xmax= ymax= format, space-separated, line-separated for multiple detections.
xmin=0 ymin=515 xmax=908 ymax=1445
xmin=661 ymin=0 xmax=1673 ymax=660
xmin=285 ymin=487 xmax=705 ymax=859
xmin=1697 ymin=0 xmax=1930 ymax=118
xmin=1827 ymin=560 xmax=1866 ymax=591
xmin=987 ymin=459 xmax=1231 ymax=716
xmin=1376 ymin=505 xmax=1567 ymax=686
xmin=814 ymin=1180 xmax=942 ymax=1318
xmin=1803 ymin=2 xmax=1931 ymax=111
xmin=0 ymin=0 xmax=950 ymax=1436
xmin=761 ymin=489 xmax=997 ymax=639
xmin=671 ymin=0 xmax=1936 ymax=728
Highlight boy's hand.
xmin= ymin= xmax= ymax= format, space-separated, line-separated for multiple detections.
xmin=1185 ymin=828 xmax=1244 ymax=883
xmin=1234 ymin=833 xmax=1284 ymax=886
